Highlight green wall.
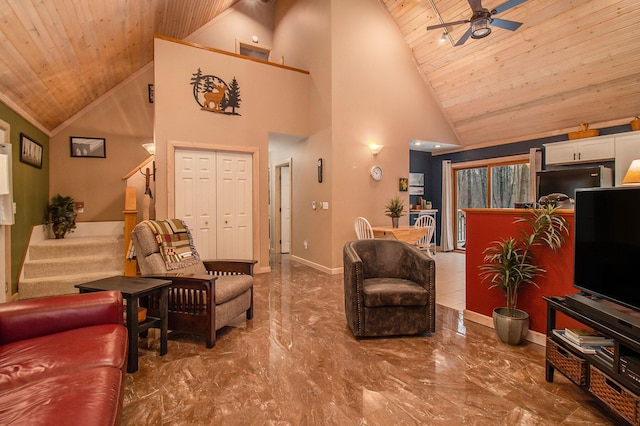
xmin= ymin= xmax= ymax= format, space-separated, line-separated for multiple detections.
xmin=0 ymin=102 xmax=49 ymax=295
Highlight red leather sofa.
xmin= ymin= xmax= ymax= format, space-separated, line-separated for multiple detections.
xmin=0 ymin=291 xmax=128 ymax=425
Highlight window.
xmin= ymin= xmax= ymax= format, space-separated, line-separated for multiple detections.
xmin=454 ymin=156 xmax=530 ymax=249
xmin=236 ymin=40 xmax=271 ymax=61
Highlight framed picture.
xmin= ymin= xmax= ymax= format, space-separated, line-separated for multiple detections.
xmin=399 ymin=177 xmax=408 ymax=192
xmin=409 ymin=186 xmax=424 ymax=195
xmin=409 ymin=173 xmax=424 ymax=187
xmin=70 ymin=137 xmax=106 ymax=158
xmin=20 ymin=133 xmax=43 ymax=169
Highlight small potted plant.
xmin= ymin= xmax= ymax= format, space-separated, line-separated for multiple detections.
xmin=479 ymin=205 xmax=569 ymax=345
xmin=45 ymin=194 xmax=77 ymax=239
xmin=384 ymin=195 xmax=405 ymax=228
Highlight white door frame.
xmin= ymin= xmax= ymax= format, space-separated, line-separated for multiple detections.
xmin=167 ymin=140 xmax=260 ymax=264
xmin=274 ymin=159 xmax=292 ymax=254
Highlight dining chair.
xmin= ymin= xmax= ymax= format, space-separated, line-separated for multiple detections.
xmin=354 ymin=217 xmax=374 ymax=240
xmin=414 ymin=214 xmax=435 ymax=255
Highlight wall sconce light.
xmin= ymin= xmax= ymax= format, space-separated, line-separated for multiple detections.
xmin=623 ymin=159 xmax=640 ymax=184
xmin=369 ymin=143 xmax=384 ymax=155
xmin=142 ymin=142 xmax=155 ymax=155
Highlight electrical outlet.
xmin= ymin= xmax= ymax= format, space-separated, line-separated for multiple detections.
xmin=75 ymin=201 xmax=84 ymax=213
xmin=303 ymin=240 xmax=308 ymax=249
xmin=311 ymin=201 xmax=316 ymax=210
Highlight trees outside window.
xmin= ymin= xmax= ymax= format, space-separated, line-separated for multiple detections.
xmin=455 ymin=159 xmax=529 ymax=249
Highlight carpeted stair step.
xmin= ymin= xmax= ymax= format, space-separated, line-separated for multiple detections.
xmin=19 ymin=271 xmax=124 ymax=300
xmin=23 ymin=254 xmax=123 ymax=279
xmin=27 ymin=236 xmax=123 ymax=260
xmin=19 ymin=235 xmax=126 ymax=300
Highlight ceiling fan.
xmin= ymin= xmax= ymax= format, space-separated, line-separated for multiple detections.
xmin=427 ymin=0 xmax=528 ymax=46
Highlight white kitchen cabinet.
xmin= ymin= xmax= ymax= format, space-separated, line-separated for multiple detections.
xmin=614 ymin=131 xmax=640 ymax=186
xmin=544 ymin=136 xmax=615 ymax=165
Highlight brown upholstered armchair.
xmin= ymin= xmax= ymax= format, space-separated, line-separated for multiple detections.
xmin=343 ymin=239 xmax=436 ymax=337
xmin=131 ymin=221 xmax=256 ymax=348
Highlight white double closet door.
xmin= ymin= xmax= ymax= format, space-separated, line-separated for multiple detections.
xmin=174 ymin=149 xmax=252 ymax=260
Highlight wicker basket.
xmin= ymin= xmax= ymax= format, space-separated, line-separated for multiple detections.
xmin=590 ymin=366 xmax=639 ymax=425
xmin=568 ymin=122 xmax=600 ymax=140
xmin=546 ymin=338 xmax=587 ymax=385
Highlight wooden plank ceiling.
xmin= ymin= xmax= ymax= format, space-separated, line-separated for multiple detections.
xmin=0 ymin=0 xmax=638 ymax=149
xmin=383 ymin=0 xmax=640 ymax=147
xmin=0 ymin=0 xmax=239 ymax=132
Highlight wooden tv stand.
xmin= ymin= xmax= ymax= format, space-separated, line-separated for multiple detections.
xmin=544 ymin=296 xmax=640 ymax=425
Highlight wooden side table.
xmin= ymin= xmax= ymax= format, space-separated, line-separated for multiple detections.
xmin=76 ymin=276 xmax=171 ymax=373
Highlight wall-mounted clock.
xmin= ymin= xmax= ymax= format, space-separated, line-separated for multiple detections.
xmin=370 ymin=165 xmax=383 ymax=181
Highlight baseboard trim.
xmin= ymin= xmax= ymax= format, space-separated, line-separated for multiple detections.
xmin=255 ymin=265 xmax=271 ymax=274
xmin=463 ymin=309 xmax=546 ymax=346
xmin=289 ymin=255 xmax=343 ymax=275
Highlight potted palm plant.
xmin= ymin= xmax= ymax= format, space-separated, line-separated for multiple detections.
xmin=385 ymin=195 xmax=405 ymax=228
xmin=45 ymin=194 xmax=77 ymax=239
xmin=479 ymin=205 xmax=569 ymax=345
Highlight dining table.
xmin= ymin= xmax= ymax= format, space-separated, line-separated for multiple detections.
xmin=371 ymin=225 xmax=428 ymax=245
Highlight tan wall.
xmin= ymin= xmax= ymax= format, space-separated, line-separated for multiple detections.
xmin=153 ymin=37 xmax=310 ymax=272
xmin=49 ymin=67 xmax=154 ymax=222
xmin=188 ymin=1 xmax=274 ymax=53
xmin=48 ymin=1 xmax=275 ymax=223
xmin=329 ymin=0 xmax=459 ymax=267
xmin=272 ymin=0 xmax=458 ymax=270
xmin=272 ymin=0 xmax=333 ymax=269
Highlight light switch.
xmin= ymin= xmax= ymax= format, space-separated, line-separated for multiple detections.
xmin=312 ymin=201 xmax=317 ymax=210
xmin=321 ymin=202 xmax=329 ymax=210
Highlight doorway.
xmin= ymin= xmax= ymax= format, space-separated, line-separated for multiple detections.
xmin=275 ymin=161 xmax=291 ymax=254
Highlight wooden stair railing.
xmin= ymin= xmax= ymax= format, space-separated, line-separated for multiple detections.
xmin=123 ymin=186 xmax=137 ymax=276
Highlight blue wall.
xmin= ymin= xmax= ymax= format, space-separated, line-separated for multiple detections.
xmin=410 ymin=124 xmax=633 ymax=241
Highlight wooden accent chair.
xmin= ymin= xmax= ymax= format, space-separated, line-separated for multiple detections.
xmin=131 ymin=221 xmax=256 ymax=348
xmin=343 ymin=239 xmax=435 ymax=337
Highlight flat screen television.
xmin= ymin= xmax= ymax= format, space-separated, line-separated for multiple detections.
xmin=573 ymin=186 xmax=640 ymax=311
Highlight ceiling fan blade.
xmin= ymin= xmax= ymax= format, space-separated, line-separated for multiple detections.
xmin=455 ymin=27 xmax=473 ymax=46
xmin=492 ymin=0 xmax=527 ymax=15
xmin=490 ymin=18 xmax=522 ymax=31
xmin=427 ymin=20 xmax=469 ymax=31
xmin=467 ymin=0 xmax=483 ymax=12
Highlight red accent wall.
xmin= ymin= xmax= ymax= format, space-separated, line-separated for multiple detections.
xmin=465 ymin=209 xmax=579 ymax=333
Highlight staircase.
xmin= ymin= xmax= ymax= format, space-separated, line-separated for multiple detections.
xmin=19 ymin=235 xmax=125 ymax=299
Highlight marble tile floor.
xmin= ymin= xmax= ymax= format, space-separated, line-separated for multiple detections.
xmin=432 ymin=252 xmax=466 ymax=311
xmin=122 ymin=253 xmax=621 ymax=425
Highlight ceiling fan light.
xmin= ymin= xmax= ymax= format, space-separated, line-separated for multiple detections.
xmin=471 ymin=18 xmax=491 ymax=39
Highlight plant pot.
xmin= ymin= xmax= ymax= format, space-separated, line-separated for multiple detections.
xmin=52 ymin=223 xmax=66 ymax=239
xmin=391 ymin=217 xmax=399 ymax=228
xmin=492 ymin=307 xmax=529 ymax=345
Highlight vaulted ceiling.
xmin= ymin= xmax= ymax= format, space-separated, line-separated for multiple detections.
xmin=0 ymin=0 xmax=638 ymax=148
xmin=383 ymin=0 xmax=640 ymax=147
xmin=0 ymin=0 xmax=239 ymax=132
